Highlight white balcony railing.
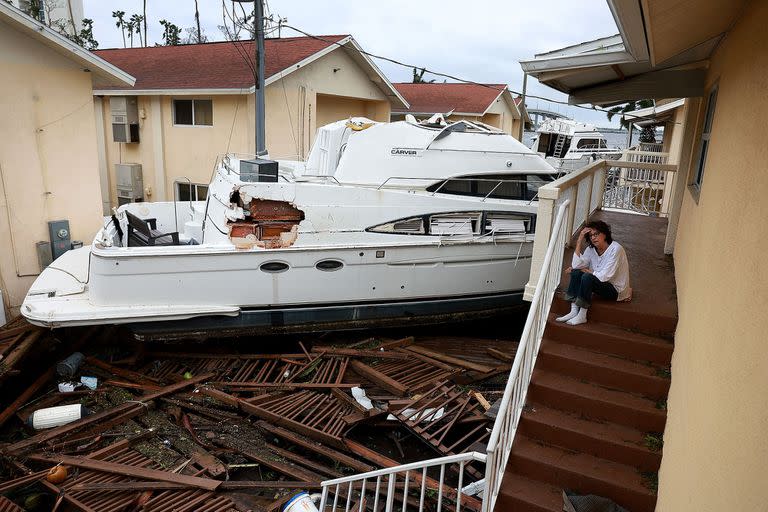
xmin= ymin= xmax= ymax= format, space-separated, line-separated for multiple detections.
xmin=482 ymin=199 xmax=571 ymax=512
xmin=319 ymin=452 xmax=487 ymax=512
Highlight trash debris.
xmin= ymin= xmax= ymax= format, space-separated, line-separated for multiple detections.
xmin=55 ymin=352 xmax=84 ymax=378
xmin=0 ymin=319 xmax=516 ymax=511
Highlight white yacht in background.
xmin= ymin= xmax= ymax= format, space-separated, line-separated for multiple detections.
xmin=22 ymin=117 xmax=557 ymax=338
xmin=530 ymin=117 xmax=621 ymax=173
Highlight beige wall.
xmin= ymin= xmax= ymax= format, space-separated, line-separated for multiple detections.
xmin=657 ymin=2 xmax=768 ymax=510
xmin=98 ymin=46 xmax=392 ymax=200
xmin=0 ymin=21 xmax=105 ymax=311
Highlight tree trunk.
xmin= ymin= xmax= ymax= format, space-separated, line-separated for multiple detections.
xmin=143 ymin=0 xmax=147 ymax=46
xmin=194 ymin=0 xmax=202 ymax=42
xmin=66 ymin=0 xmax=76 ymax=35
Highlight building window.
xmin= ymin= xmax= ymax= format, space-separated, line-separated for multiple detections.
xmin=176 ymin=182 xmax=208 ymax=201
xmin=173 ymin=99 xmax=213 ymax=126
xmin=692 ymin=87 xmax=718 ymax=193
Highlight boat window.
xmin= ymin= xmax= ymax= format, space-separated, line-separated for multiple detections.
xmin=525 ymin=174 xmax=557 ymax=201
xmin=316 ymin=260 xmax=344 ymax=271
xmin=368 ymin=217 xmax=425 ymax=235
xmin=260 ymin=261 xmax=289 ymax=273
xmin=485 ymin=213 xmax=530 ymax=234
xmin=426 ymin=175 xmax=527 ymax=200
xmin=429 ymin=213 xmax=481 ymax=236
xmin=576 ymin=138 xmax=602 ymax=150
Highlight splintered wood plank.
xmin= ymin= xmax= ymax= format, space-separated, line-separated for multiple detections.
xmin=255 ymin=420 xmax=375 ymax=473
xmin=199 ymin=387 xmax=353 ymax=449
xmin=28 ymin=454 xmax=221 ymax=491
xmin=403 ymin=345 xmax=496 ymax=373
xmin=349 ymin=360 xmax=408 ymax=396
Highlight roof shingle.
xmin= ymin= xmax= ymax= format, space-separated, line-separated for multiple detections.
xmin=93 ymin=35 xmax=349 ymax=90
xmin=392 ymin=82 xmax=507 ymax=114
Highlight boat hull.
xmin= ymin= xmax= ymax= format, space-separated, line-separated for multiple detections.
xmin=128 ymin=290 xmax=525 ymax=341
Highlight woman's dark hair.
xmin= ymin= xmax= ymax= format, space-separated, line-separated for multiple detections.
xmin=585 ymin=220 xmax=613 ymax=244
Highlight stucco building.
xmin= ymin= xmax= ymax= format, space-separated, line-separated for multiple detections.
xmin=92 ymin=36 xmax=408 ymax=209
xmin=520 ymin=0 xmax=768 ymax=510
xmin=0 ymin=3 xmax=133 ymax=314
xmin=391 ymin=83 xmax=527 ymax=139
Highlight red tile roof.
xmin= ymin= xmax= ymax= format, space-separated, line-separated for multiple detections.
xmin=392 ymin=83 xmax=508 ymax=114
xmin=93 ymin=35 xmax=349 ymax=90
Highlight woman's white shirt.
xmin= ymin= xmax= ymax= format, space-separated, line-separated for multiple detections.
xmin=572 ymin=241 xmax=631 ymax=301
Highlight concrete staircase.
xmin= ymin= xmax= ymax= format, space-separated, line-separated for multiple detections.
xmin=495 ymin=295 xmax=675 ymax=512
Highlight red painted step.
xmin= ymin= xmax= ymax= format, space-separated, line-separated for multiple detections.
xmin=528 ymin=370 xmax=667 ymax=432
xmin=552 ymin=296 xmax=676 ymax=338
xmin=494 ymin=471 xmax=562 ymax=512
xmin=509 ymin=435 xmax=657 ymax=512
xmin=537 ymin=338 xmax=670 ymax=399
xmin=545 ymin=313 xmax=674 ymax=364
xmin=519 ymin=403 xmax=662 ymax=472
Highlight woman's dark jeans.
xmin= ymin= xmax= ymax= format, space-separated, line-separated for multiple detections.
xmin=565 ymin=269 xmax=618 ymax=308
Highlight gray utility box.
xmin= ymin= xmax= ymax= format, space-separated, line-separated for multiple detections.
xmin=240 ymin=159 xmax=278 ymax=183
xmin=116 ymin=163 xmax=143 ymax=205
xmin=110 ymin=96 xmax=140 ymax=143
xmin=48 ymin=220 xmax=71 ymax=261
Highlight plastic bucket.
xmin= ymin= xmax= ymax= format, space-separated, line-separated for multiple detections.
xmin=282 ymin=492 xmax=319 ymax=512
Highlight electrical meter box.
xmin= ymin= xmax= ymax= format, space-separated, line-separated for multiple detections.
xmin=48 ymin=220 xmax=71 ymax=261
xmin=240 ymin=159 xmax=278 ymax=183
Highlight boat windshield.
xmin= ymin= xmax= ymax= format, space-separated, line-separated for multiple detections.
xmin=426 ymin=174 xmax=557 ymax=201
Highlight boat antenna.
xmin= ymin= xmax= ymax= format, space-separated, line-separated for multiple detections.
xmin=232 ymin=0 xmax=267 ymax=156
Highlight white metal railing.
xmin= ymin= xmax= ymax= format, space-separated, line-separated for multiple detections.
xmin=525 ymin=158 xmax=676 ymax=299
xmin=319 ymin=452 xmax=487 ymax=512
xmin=482 ymin=200 xmax=571 ymax=512
xmin=637 ymin=142 xmax=664 ymax=153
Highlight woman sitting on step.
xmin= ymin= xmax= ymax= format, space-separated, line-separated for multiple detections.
xmin=556 ymin=220 xmax=631 ymax=326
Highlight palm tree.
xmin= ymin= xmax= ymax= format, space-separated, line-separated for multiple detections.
xmin=606 ymin=99 xmax=654 ymax=129
xmin=412 ymin=67 xmax=435 ymax=84
xmin=130 ymin=14 xmax=145 ymax=47
xmin=112 ymin=10 xmax=127 ymax=48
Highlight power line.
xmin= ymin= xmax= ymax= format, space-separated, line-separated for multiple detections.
xmin=279 ymin=24 xmax=657 ymax=123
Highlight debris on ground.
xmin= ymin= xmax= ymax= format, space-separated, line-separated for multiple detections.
xmin=0 ymin=320 xmax=516 ymax=511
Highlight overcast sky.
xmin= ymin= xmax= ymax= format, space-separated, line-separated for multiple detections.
xmin=82 ymin=0 xmax=619 ymax=126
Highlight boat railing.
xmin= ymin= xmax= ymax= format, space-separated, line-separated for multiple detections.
xmin=319 ymin=452 xmax=487 ymax=512
xmin=525 ymin=157 xmax=677 ymax=299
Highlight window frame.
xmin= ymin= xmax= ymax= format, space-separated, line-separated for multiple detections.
xmin=690 ymin=85 xmax=718 ymax=199
xmin=172 ymin=98 xmax=213 ymax=127
xmin=175 ymin=182 xmax=209 ymax=202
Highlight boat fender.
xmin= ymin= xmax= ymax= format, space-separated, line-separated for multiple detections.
xmin=27 ymin=404 xmax=92 ymax=430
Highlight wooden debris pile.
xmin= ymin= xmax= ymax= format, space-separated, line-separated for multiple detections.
xmin=0 ymin=322 xmax=516 ymax=511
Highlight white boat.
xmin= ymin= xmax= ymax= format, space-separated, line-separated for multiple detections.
xmin=530 ymin=117 xmax=621 ymax=173
xmin=21 ymin=117 xmax=557 ymax=338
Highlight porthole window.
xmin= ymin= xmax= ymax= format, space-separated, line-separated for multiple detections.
xmin=315 ymin=260 xmax=344 ymax=272
xmin=260 ymin=261 xmax=289 ymax=273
